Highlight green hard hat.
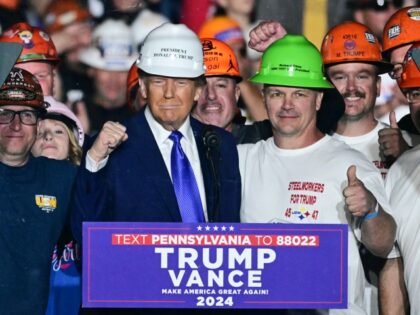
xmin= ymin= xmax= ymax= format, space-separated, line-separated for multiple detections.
xmin=250 ymin=34 xmax=333 ymax=89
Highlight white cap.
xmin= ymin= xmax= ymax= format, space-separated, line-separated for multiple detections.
xmin=131 ymin=8 xmax=169 ymax=46
xmin=136 ymin=23 xmax=205 ymax=78
xmin=79 ymin=19 xmax=137 ymax=71
xmin=43 ymin=96 xmax=85 ymax=146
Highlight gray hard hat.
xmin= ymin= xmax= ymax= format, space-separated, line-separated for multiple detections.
xmin=0 ymin=42 xmax=22 ymax=86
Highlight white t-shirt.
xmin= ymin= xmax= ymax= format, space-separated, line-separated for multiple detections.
xmin=332 ymin=121 xmax=416 ymax=180
xmin=238 ymin=135 xmax=390 ymax=314
xmin=385 ymin=145 xmax=420 ymax=314
xmin=333 ymin=122 xmax=388 ymax=179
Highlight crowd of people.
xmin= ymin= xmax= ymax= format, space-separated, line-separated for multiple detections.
xmin=1 ymin=0 xmax=420 ymax=314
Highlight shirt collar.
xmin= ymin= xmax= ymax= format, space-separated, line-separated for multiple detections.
xmin=145 ymin=106 xmax=195 ymax=146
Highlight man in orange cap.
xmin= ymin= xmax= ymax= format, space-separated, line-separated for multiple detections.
xmin=199 ymin=16 xmax=267 ymax=122
xmin=193 ymin=37 xmax=271 ymax=143
xmin=380 ymin=42 xmax=420 ymax=314
xmin=43 ymin=0 xmax=92 ymax=58
xmin=0 ymin=22 xmax=59 ymax=97
xmin=126 ymin=61 xmax=146 ymax=113
xmin=379 ymin=6 xmax=420 ymax=143
xmin=320 ymin=21 xmax=411 ymax=174
xmin=43 ymin=0 xmax=93 ymax=116
xmin=0 ymin=22 xmax=92 ymax=134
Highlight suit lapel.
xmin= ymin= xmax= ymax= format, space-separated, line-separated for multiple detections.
xmin=131 ymin=110 xmax=182 ymax=221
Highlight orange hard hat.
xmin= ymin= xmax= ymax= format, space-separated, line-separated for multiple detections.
xmin=0 ymin=22 xmax=59 ymax=64
xmin=321 ymin=21 xmax=392 ymax=74
xmin=382 ymin=6 xmax=420 ymax=54
xmin=200 ymin=38 xmax=242 ymax=82
xmin=43 ymin=0 xmax=91 ymax=33
xmin=399 ymin=41 xmax=420 ymax=89
xmin=127 ymin=61 xmax=139 ymax=112
xmin=198 ymin=16 xmax=244 ymax=47
xmin=0 ymin=67 xmax=45 ymax=110
xmin=0 ymin=0 xmax=20 ymax=10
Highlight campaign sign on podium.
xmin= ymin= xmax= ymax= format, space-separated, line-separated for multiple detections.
xmin=83 ymin=222 xmax=348 ymax=309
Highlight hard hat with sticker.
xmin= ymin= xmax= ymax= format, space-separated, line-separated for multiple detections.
xmin=250 ymin=34 xmax=333 ymax=89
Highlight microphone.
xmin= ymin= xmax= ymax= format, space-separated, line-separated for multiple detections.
xmin=202 ymin=126 xmax=220 ymax=222
xmin=203 ymin=128 xmax=220 ymax=149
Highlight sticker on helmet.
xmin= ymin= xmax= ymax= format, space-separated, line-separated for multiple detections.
xmin=388 ymin=25 xmax=400 ymax=39
xmin=344 ymin=39 xmax=356 ymax=50
xmin=39 ymin=31 xmax=51 ymax=42
xmin=0 ymin=89 xmax=36 ymax=102
xmin=407 ymin=7 xmax=420 ymax=21
xmin=58 ymin=11 xmax=78 ymax=26
xmin=364 ymin=32 xmax=376 ymax=44
xmin=270 ymin=64 xmax=310 ymax=74
xmin=202 ymin=39 xmax=215 ymax=51
xmin=18 ymin=30 xmax=34 ymax=48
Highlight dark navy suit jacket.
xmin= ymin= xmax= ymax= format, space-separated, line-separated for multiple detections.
xmin=72 ymin=109 xmax=241 ymax=243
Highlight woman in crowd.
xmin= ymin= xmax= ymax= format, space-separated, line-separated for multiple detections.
xmin=31 ymin=96 xmax=84 ymax=315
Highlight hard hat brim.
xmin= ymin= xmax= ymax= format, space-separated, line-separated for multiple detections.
xmin=325 ymin=60 xmax=394 ymax=75
xmin=250 ymin=72 xmax=334 ymax=89
xmin=79 ymin=47 xmax=137 ymax=71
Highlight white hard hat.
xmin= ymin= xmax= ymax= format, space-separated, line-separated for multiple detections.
xmin=131 ymin=9 xmax=169 ymax=47
xmin=43 ymin=96 xmax=85 ymax=147
xmin=136 ymin=23 xmax=205 ymax=78
xmin=79 ymin=19 xmax=137 ymax=71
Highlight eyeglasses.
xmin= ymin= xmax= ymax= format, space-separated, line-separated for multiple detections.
xmin=406 ymin=89 xmax=420 ymax=103
xmin=389 ymin=63 xmax=403 ymax=80
xmin=0 ymin=109 xmax=40 ymax=125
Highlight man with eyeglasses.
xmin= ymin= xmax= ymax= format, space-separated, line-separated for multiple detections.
xmin=381 ymin=6 xmax=420 ymax=134
xmin=378 ymin=42 xmax=420 ymax=315
xmin=0 ymin=67 xmax=77 ymax=314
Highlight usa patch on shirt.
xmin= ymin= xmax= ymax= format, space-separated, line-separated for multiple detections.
xmin=35 ymin=194 xmax=57 ymax=213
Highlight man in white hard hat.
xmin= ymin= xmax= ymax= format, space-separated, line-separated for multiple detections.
xmin=78 ymin=19 xmax=138 ymax=135
xmin=72 ymin=23 xmax=241 ymax=252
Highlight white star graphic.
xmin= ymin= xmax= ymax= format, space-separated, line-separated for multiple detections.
xmin=221 ymin=225 xmax=227 ymax=231
xmin=213 ymin=226 xmax=219 ymax=231
xmin=197 ymin=225 xmax=203 ymax=231
xmin=229 ymin=226 xmax=234 ymax=231
xmin=205 ymin=225 xmax=211 ymax=231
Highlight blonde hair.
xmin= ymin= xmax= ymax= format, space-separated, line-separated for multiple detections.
xmin=62 ymin=123 xmax=82 ymax=166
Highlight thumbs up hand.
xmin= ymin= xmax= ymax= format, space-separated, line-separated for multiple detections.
xmin=389 ymin=110 xmax=398 ymax=128
xmin=343 ymin=165 xmax=377 ymax=217
xmin=378 ymin=111 xmax=410 ymax=165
